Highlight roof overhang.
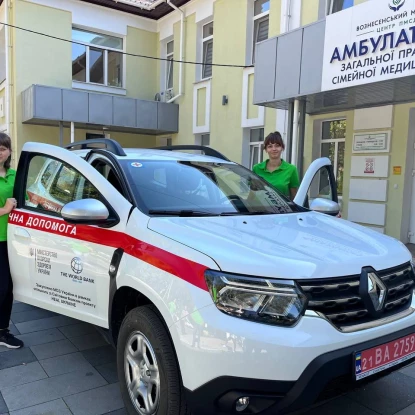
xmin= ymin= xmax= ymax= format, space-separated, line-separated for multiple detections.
xmin=79 ymin=0 xmax=190 ymax=19
xmin=0 ymin=0 xmax=191 ymax=19
xmin=254 ymin=0 xmax=415 ymax=114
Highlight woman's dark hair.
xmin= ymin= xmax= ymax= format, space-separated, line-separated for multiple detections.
xmin=264 ymin=131 xmax=285 ymax=150
xmin=0 ymin=133 xmax=12 ymax=170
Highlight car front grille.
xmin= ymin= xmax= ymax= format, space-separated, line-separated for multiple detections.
xmin=297 ymin=262 xmax=415 ymax=330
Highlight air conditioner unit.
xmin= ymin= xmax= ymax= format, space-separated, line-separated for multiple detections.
xmin=154 ymin=90 xmax=175 ymax=103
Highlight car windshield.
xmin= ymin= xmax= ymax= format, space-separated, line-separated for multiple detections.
xmin=121 ymin=160 xmax=301 ymax=216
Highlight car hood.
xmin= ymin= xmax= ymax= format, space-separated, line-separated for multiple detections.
xmin=147 ymin=212 xmax=412 ymax=280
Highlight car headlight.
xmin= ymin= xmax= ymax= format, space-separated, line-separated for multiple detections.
xmin=205 ymin=271 xmax=308 ymax=327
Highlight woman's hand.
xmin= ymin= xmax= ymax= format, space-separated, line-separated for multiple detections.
xmin=4 ymin=198 xmax=17 ymax=214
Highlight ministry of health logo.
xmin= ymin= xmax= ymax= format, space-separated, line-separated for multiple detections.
xmin=389 ymin=0 xmax=405 ymax=12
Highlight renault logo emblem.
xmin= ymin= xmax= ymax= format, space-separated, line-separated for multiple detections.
xmin=367 ymin=272 xmax=386 ymax=311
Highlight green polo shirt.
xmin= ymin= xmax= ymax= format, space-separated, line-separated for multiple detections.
xmin=253 ymin=160 xmax=300 ymax=197
xmin=0 ymin=169 xmax=16 ymax=242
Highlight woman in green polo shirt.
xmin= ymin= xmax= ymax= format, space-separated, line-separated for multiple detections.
xmin=252 ymin=131 xmax=300 ymax=200
xmin=0 ymin=133 xmax=23 ymax=349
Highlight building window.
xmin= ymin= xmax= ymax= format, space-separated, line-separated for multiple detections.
xmin=86 ymin=133 xmax=105 ymax=140
xmin=166 ymin=40 xmax=174 ymax=91
xmin=327 ymin=0 xmax=353 ymax=15
xmin=321 ymin=120 xmax=346 ymax=196
xmin=72 ymin=28 xmax=123 ymax=88
xmin=252 ymin=0 xmax=269 ymax=64
xmin=202 ymin=22 xmax=214 ymax=79
xmin=249 ymin=128 xmax=264 ymax=169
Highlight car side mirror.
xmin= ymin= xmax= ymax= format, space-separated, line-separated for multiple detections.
xmin=309 ymin=198 xmax=340 ymax=216
xmin=61 ymin=199 xmax=111 ymax=225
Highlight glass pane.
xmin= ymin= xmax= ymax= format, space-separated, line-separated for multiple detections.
xmin=89 ymin=48 xmax=104 ymax=84
xmin=250 ymin=128 xmax=264 ymax=142
xmin=337 ymin=142 xmax=345 ymax=195
xmin=254 ymin=0 xmax=270 ymax=15
xmin=321 ymin=142 xmax=336 ymax=165
xmin=167 ymin=40 xmax=174 ymax=55
xmin=308 ymin=167 xmax=333 ymax=206
xmin=201 ymin=134 xmax=210 ymax=146
xmin=167 ymin=57 xmax=174 ymax=89
xmin=331 ymin=0 xmax=353 ymax=14
xmin=108 ymin=50 xmax=122 ymax=87
xmin=322 ymin=119 xmax=346 ymax=140
xmin=203 ymin=40 xmax=213 ymax=78
xmin=72 ymin=44 xmax=87 ymax=82
xmin=122 ymin=160 xmax=296 ymax=215
xmin=72 ymin=28 xmax=123 ymax=50
xmin=26 ymin=156 xmax=100 ymax=213
xmin=252 ymin=16 xmax=269 ymax=63
xmin=203 ymin=22 xmax=214 ymax=38
xmin=250 ymin=146 xmax=259 ymax=169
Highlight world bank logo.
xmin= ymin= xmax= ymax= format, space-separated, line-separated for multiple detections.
xmin=71 ymin=257 xmax=83 ymax=274
xmin=389 ymin=0 xmax=405 ymax=12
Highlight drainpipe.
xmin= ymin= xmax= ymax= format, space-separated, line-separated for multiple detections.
xmin=291 ymin=99 xmax=300 ymax=166
xmin=70 ymin=122 xmax=75 ymax=143
xmin=166 ymin=0 xmax=184 ymax=103
xmin=4 ymin=1 xmax=10 ymax=134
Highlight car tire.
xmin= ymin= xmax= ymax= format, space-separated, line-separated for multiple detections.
xmin=117 ymin=305 xmax=191 ymax=415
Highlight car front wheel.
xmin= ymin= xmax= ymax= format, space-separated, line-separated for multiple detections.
xmin=117 ymin=305 xmax=191 ymax=415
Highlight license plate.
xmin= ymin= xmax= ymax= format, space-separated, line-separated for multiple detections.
xmin=355 ymin=333 xmax=415 ymax=380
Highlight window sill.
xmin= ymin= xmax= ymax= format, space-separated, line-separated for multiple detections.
xmin=72 ymin=81 xmax=127 ymax=96
xmin=194 ymin=77 xmax=212 ymax=85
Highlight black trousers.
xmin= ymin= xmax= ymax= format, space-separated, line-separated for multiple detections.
xmin=0 ymin=241 xmax=13 ymax=329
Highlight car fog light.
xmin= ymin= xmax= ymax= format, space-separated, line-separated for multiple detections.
xmin=235 ymin=397 xmax=250 ymax=412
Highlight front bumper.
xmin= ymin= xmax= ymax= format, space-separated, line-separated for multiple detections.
xmin=185 ymin=324 xmax=415 ymax=414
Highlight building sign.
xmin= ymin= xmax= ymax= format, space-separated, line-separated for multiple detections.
xmin=393 ymin=166 xmax=402 ymax=174
xmin=352 ymin=131 xmax=390 ymax=153
xmin=364 ymin=157 xmax=375 ymax=174
xmin=322 ymin=0 xmax=415 ymax=91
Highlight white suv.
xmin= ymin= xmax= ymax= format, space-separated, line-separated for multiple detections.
xmin=8 ymin=139 xmax=415 ymax=415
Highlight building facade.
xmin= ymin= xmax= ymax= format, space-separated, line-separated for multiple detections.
xmin=4 ymin=0 xmax=412 ymax=243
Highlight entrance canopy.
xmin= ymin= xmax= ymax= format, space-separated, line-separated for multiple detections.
xmin=254 ymin=0 xmax=415 ymax=114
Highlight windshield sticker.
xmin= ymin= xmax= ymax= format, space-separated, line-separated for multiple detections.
xmin=131 ymin=162 xmax=143 ymax=168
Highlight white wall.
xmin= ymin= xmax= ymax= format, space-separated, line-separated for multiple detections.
xmin=28 ymin=0 xmax=157 ymax=34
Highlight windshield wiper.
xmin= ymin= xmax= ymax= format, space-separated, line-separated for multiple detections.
xmin=219 ymin=211 xmax=274 ymax=216
xmin=149 ymin=209 xmax=219 ymax=217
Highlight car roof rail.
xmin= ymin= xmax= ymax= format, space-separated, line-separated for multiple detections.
xmin=155 ymin=145 xmax=230 ymax=161
xmin=64 ymin=139 xmax=127 ymax=157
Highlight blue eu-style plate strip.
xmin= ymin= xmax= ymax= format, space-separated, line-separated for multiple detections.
xmin=355 ymin=352 xmax=362 ymax=374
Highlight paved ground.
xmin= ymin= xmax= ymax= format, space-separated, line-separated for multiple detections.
xmin=4 ymin=263 xmax=415 ymax=415
xmin=0 ymin=301 xmax=125 ymax=415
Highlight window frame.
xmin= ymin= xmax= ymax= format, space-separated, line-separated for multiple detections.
xmin=202 ymin=21 xmax=214 ymax=80
xmin=72 ymin=27 xmax=125 ymax=89
xmin=327 ymin=0 xmax=352 ymax=15
xmin=252 ymin=0 xmax=270 ymax=64
xmin=249 ymin=127 xmax=265 ymax=169
xmin=166 ymin=40 xmax=174 ymax=91
xmin=320 ymin=119 xmax=346 ymax=197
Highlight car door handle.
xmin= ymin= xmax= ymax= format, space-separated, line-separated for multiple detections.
xmin=14 ymin=228 xmax=31 ymax=240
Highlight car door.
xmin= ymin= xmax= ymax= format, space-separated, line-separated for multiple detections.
xmin=8 ymin=142 xmax=132 ymax=328
xmin=294 ymin=157 xmax=340 ymax=216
